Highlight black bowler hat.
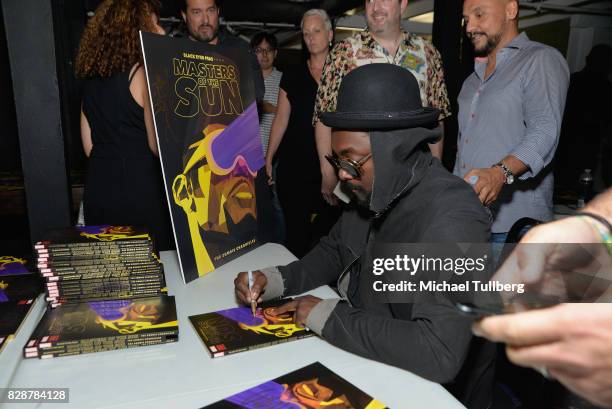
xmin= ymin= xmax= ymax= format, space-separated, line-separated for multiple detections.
xmin=320 ymin=63 xmax=440 ymax=130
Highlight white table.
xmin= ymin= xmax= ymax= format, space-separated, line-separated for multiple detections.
xmin=0 ymin=243 xmax=464 ymax=409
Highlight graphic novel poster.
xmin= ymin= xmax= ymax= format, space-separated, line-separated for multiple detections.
xmin=140 ymin=33 xmax=263 ymax=283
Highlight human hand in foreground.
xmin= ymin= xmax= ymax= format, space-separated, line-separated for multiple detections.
xmin=493 ymin=216 xmax=612 ymax=304
xmin=271 ymin=295 xmax=322 ymax=328
xmin=474 ymin=304 xmax=612 ymax=408
xmin=265 ymin=159 xmax=274 ymax=185
xmin=234 ymin=270 xmax=267 ymax=305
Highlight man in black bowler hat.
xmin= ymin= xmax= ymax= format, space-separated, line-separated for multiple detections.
xmin=235 ymin=64 xmax=494 ymax=409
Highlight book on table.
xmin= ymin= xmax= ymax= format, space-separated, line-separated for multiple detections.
xmin=201 ymin=361 xmax=387 ymax=409
xmin=189 ymin=298 xmax=314 ymax=358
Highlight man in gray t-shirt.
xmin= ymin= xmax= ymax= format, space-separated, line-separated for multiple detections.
xmin=456 ymin=0 xmax=569 ymax=242
xmin=250 ymin=32 xmax=282 ymax=155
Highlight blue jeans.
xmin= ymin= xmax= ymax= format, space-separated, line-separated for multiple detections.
xmin=490 ymin=233 xmax=508 ymax=268
xmin=490 ymin=226 xmax=532 ymax=267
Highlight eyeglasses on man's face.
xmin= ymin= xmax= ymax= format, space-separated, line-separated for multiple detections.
xmin=254 ymin=47 xmax=275 ymax=55
xmin=325 ymin=153 xmax=372 ymax=179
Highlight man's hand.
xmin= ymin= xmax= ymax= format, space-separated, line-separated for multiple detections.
xmin=321 ymin=165 xmax=338 ymax=206
xmin=271 ymin=295 xmax=322 ymax=328
xmin=234 ymin=270 xmax=267 ymax=305
xmin=493 ymin=217 xmax=612 ymax=304
xmin=265 ymin=159 xmax=274 ymax=186
xmin=464 ymin=167 xmax=505 ymax=206
xmin=474 ymin=304 xmax=612 ymax=408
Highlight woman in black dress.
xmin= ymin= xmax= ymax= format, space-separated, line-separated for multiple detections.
xmin=264 ymin=9 xmax=338 ymax=258
xmin=75 ymin=0 xmax=173 ymax=250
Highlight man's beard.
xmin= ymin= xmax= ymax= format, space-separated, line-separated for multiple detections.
xmin=469 ymin=31 xmax=502 ymax=57
xmin=189 ymin=23 xmax=218 ymax=43
xmin=340 ymin=181 xmax=371 ymax=208
xmin=368 ymin=12 xmax=397 ymax=35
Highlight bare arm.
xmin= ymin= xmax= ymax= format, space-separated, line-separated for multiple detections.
xmin=261 ymin=101 xmax=278 ymax=114
xmin=315 ymin=121 xmax=338 ymax=206
xmin=265 ymin=89 xmax=291 ymax=183
xmin=585 ymin=187 xmax=612 ymax=222
xmin=80 ymin=107 xmax=93 ymax=157
xmin=130 ymin=66 xmax=159 ymax=157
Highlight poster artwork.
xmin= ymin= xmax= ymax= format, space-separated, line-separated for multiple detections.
xmin=140 ymin=33 xmax=263 ymax=283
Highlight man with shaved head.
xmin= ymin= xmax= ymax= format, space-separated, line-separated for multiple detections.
xmin=455 ymin=0 xmax=569 ymax=247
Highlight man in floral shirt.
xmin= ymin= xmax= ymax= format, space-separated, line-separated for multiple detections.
xmin=313 ymin=0 xmax=451 ymax=206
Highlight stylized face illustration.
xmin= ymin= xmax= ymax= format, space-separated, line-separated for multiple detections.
xmin=121 ymin=302 xmax=161 ymax=322
xmin=220 ymin=305 xmax=305 ymax=339
xmin=91 ymin=300 xmax=176 ymax=335
xmin=173 ymin=121 xmax=259 ymax=275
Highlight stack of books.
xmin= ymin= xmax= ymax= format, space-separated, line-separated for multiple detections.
xmin=24 ymin=295 xmax=179 ymax=358
xmin=0 ymin=256 xmax=42 ymax=352
xmin=34 ymin=226 xmax=166 ymax=308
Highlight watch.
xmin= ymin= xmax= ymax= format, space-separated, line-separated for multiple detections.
xmin=493 ymin=162 xmax=514 ymax=185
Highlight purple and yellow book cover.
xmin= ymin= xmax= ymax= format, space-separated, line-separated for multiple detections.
xmin=140 ymin=33 xmax=263 ymax=283
xmin=201 ymin=362 xmax=387 ymax=409
xmin=189 ymin=299 xmax=314 ymax=357
xmin=28 ymin=296 xmax=178 ymax=344
xmin=0 ymin=256 xmax=31 ymax=276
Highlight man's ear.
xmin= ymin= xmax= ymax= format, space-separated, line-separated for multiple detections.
xmin=400 ymin=0 xmax=409 ymax=16
xmin=506 ymin=0 xmax=519 ymax=20
xmin=181 ymin=10 xmax=187 ymax=23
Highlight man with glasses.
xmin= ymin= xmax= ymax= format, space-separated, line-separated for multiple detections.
xmin=234 ymin=64 xmax=495 ymax=409
xmin=250 ymin=32 xmax=285 ymax=244
xmin=250 ymin=32 xmax=282 ymax=157
xmin=180 ymin=0 xmax=264 ymax=102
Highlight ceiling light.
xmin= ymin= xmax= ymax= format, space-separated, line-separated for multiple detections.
xmin=408 ymin=11 xmax=434 ymax=24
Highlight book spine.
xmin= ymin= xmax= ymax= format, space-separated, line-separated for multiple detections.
xmin=36 ymin=331 xmax=178 ymax=356
xmin=46 ymin=282 xmax=164 ymax=297
xmin=35 ymin=240 xmax=152 ymax=251
xmin=38 ymin=257 xmax=158 ymax=269
xmin=38 ymin=336 xmax=178 ymax=359
xmin=40 ymin=265 xmax=162 ymax=278
xmin=45 ymin=275 xmax=164 ymax=288
xmin=48 ymin=289 xmax=165 ymax=306
xmin=36 ymin=247 xmax=153 ymax=259
xmin=214 ymin=332 xmax=315 ymax=358
xmin=44 ymin=270 xmax=164 ymax=283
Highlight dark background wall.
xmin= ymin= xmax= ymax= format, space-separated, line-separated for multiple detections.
xmin=0 ymin=5 xmax=20 ymax=172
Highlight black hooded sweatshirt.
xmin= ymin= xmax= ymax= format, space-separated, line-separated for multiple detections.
xmin=277 ymin=127 xmax=495 ymax=408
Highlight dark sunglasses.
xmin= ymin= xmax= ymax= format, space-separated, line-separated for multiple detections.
xmin=325 ymin=153 xmax=372 ymax=178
